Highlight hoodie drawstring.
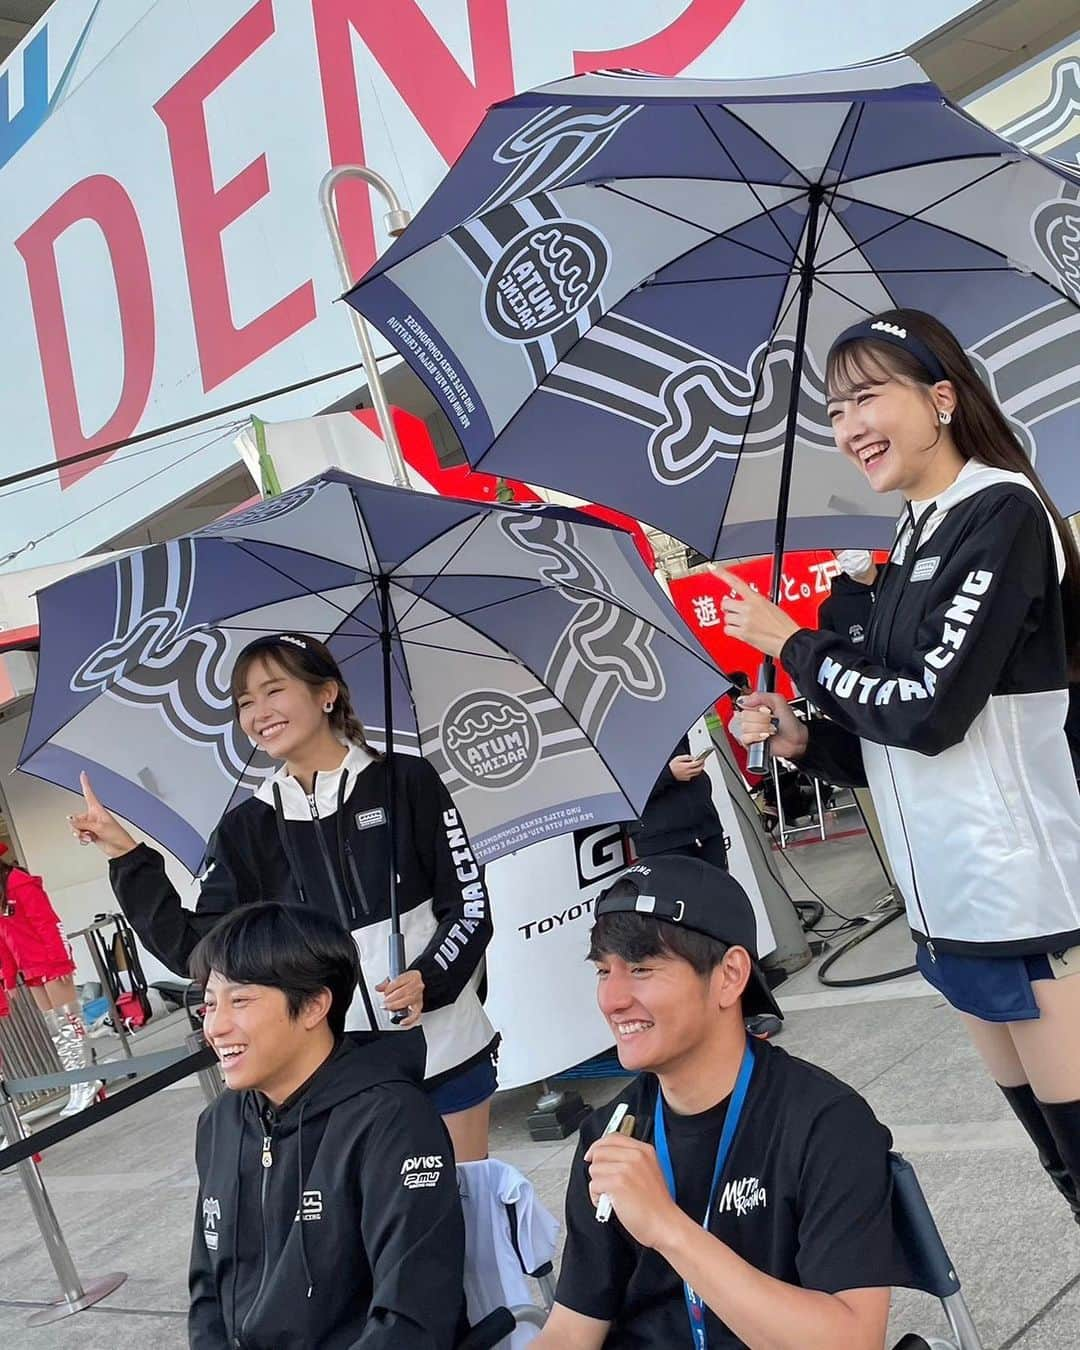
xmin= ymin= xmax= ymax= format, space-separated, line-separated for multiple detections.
xmin=273 ymin=783 xmax=310 ymax=905
xmin=296 ymin=1102 xmax=314 ymax=1300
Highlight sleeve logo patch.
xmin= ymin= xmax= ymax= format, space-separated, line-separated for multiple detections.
xmin=401 ymin=1154 xmax=444 ymax=1189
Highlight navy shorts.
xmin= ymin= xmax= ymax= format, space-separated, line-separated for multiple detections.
xmin=428 ymin=1047 xmax=498 ymax=1115
xmin=916 ymin=945 xmax=1064 ymax=1022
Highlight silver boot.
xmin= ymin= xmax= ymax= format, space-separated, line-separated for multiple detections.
xmin=54 ymin=1016 xmax=101 ymax=1117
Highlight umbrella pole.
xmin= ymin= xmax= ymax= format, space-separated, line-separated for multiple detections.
xmin=377 ymin=574 xmax=406 ymax=981
xmin=748 ymin=185 xmax=823 ymax=773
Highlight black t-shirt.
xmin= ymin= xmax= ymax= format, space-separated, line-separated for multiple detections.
xmin=555 ymin=1042 xmax=910 ymax=1349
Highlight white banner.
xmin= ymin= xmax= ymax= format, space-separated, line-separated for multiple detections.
xmin=0 ymin=0 xmax=981 ymax=570
xmin=485 ymin=748 xmax=775 ymax=1090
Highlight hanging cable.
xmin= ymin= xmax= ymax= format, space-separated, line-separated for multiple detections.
xmin=0 ymin=351 xmax=400 ymax=493
xmin=0 ymin=426 xmax=240 ymax=569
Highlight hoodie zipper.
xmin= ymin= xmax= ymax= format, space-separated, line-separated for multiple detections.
xmin=238 ymin=1120 xmax=275 ymax=1345
xmin=306 ymin=773 xmax=356 ymax=930
xmin=304 ymin=774 xmax=380 ymax=1030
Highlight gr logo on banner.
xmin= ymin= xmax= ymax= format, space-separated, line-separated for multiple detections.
xmin=574 ymin=823 xmax=628 ymax=890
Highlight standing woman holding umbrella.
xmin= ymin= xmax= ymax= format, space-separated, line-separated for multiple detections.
xmin=69 ymin=633 xmax=498 ymax=1160
xmin=722 ymin=309 xmax=1080 ymax=1222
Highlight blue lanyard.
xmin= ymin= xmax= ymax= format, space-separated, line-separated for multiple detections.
xmin=653 ymin=1042 xmax=755 ymax=1350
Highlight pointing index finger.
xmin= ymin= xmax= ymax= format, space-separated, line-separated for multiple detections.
xmin=712 ymin=566 xmax=753 ymax=598
xmin=79 ymin=771 xmax=102 ymax=810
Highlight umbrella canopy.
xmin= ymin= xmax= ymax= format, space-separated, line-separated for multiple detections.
xmin=19 ymin=473 xmax=729 ymax=874
xmin=344 ymin=55 xmax=1080 ymax=561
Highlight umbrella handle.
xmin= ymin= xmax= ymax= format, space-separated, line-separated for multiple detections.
xmin=746 ymin=659 xmax=775 ymax=775
xmin=387 ymin=932 xmax=408 ymax=1025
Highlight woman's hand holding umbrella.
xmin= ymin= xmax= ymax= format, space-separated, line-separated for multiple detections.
xmin=377 ymin=969 xmax=425 ymax=1029
xmin=69 ymin=773 xmax=138 ymax=860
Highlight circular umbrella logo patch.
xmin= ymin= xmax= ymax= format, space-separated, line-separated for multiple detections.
xmin=441 ymin=691 xmax=542 ymax=788
xmin=483 ymin=220 xmax=609 ymax=341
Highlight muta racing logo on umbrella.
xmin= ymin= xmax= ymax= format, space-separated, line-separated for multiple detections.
xmin=483 ymin=220 xmax=610 ymax=342
xmin=441 ymin=691 xmax=542 ymax=789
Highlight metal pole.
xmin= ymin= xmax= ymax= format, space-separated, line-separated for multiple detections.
xmin=73 ymin=920 xmax=133 ymax=1058
xmin=0 ymin=1085 xmax=126 ymax=1324
xmin=319 ymin=165 xmax=413 ymax=490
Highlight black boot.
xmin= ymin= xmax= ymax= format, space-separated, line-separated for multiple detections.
xmin=1039 ymin=1097 xmax=1080 ymax=1228
xmin=999 ymin=1083 xmax=1080 ymax=1224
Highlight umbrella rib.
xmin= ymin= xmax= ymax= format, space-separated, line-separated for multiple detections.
xmin=228 ymin=541 xmax=381 ymax=634
xmin=344 ymin=632 xmax=524 ymax=664
xmin=708 ymin=276 xmax=804 ymax=560
xmin=347 ymin=488 xmax=381 ymax=589
xmin=817 ymin=160 xmax=1017 ymax=269
xmin=599 ymin=184 xmax=793 ymax=269
xmin=646 ymin=273 xmax=791 ymax=285
xmin=821 ymin=265 xmax=1027 ymax=274
xmin=693 ymin=106 xmax=807 ymax=263
xmin=385 ymin=510 xmax=493 ymax=634
xmin=833 ymin=150 xmax=1017 ymax=192
xmin=820 ymin=156 xmax=1080 ymax=311
xmin=392 ymin=573 xmax=725 ymax=675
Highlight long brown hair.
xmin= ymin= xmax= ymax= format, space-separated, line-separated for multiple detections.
xmin=827 ymin=308 xmax=1080 ymax=668
xmin=230 ymin=635 xmax=383 ymax=759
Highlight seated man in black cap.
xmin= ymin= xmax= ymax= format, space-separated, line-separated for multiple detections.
xmin=535 ymin=855 xmax=905 ymax=1350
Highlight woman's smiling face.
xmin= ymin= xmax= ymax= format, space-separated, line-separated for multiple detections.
xmin=827 ymin=345 xmax=956 ymax=498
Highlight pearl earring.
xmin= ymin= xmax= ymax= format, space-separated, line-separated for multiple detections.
xmin=938 ymin=410 xmax=952 ymax=425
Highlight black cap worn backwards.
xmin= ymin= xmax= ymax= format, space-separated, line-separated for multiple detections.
xmin=595 ymin=854 xmax=782 ymax=1019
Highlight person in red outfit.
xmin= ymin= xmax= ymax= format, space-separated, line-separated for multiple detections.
xmin=0 ymin=844 xmax=99 ymax=1115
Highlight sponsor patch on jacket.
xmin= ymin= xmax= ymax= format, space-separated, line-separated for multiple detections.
xmin=400 ymin=1154 xmax=444 ymax=1189
xmin=355 ymin=808 xmax=387 ymax=831
xmin=909 ymin=556 xmax=941 ymax=582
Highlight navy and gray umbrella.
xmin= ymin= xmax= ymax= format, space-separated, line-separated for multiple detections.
xmin=19 ymin=472 xmax=728 ymax=961
xmin=345 ymin=55 xmax=1080 ymax=563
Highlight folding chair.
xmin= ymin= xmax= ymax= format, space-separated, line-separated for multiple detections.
xmin=889 ymin=1153 xmax=983 ymax=1350
xmin=458 ymin=1159 xmax=557 ymax=1347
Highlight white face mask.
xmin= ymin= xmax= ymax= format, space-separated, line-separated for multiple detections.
xmin=836 ymin=549 xmax=873 ymax=578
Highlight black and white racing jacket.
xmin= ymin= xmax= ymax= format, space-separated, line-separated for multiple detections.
xmin=110 ymin=745 xmax=496 ymax=1084
xmin=782 ymin=462 xmax=1080 ymax=957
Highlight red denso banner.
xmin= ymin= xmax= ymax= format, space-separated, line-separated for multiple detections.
xmin=669 ymin=552 xmax=888 ymax=701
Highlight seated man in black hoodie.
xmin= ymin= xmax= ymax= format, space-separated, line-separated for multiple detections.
xmin=188 ymin=903 xmax=465 ymax=1349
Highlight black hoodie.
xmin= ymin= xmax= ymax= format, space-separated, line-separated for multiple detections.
xmin=189 ymin=1032 xmax=466 ymax=1349
xmin=817 ymin=572 xmax=875 ymax=646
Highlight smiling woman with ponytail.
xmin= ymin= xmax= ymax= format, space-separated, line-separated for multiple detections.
xmin=69 ymin=632 xmax=499 ymax=1159
xmin=720 ymin=308 xmax=1080 ymax=1233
